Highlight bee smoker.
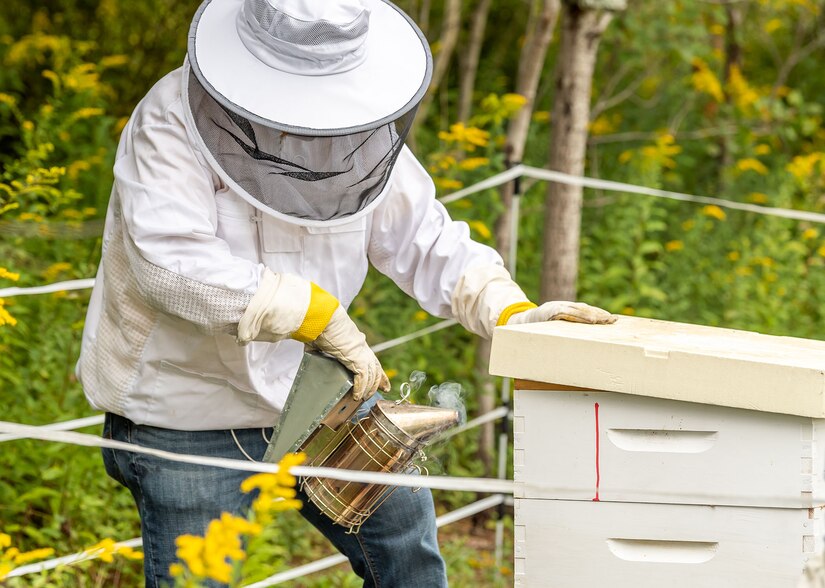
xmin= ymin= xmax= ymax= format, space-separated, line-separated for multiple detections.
xmin=265 ymin=352 xmax=460 ymax=534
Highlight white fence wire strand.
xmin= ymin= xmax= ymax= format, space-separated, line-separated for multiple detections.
xmin=3 ymin=167 xmax=824 ymax=300
xmin=5 ymin=538 xmax=144 ymax=579
xmin=0 ymin=414 xmax=104 ymax=443
xmin=0 ymin=421 xmax=515 ymax=495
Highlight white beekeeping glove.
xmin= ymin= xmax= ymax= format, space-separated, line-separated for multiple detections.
xmin=451 ymin=264 xmax=615 ymax=339
xmin=238 ymin=269 xmax=389 ymax=400
xmin=505 ymin=301 xmax=615 ymax=326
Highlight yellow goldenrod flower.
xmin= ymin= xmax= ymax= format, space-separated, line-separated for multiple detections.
xmin=802 ymin=228 xmax=819 ymax=240
xmin=433 ymin=177 xmax=463 ymax=191
xmin=467 ymin=220 xmax=492 ymax=239
xmin=818 ymin=245 xmax=825 ymax=257
xmin=754 ymin=144 xmax=771 ymax=155
xmin=0 ymin=268 xmax=19 ymax=281
xmin=736 ymin=158 xmax=768 ymax=175
xmin=618 ymin=150 xmax=633 ymax=164
xmin=0 ymin=562 xmax=13 ymax=580
xmin=100 ymin=54 xmax=129 ymax=68
xmin=786 ymin=153 xmax=823 ymax=180
xmin=764 ymin=18 xmax=782 ymax=33
xmin=665 ymin=240 xmax=684 ymax=252
xmin=71 ymin=107 xmax=104 ymax=120
xmin=414 ymin=310 xmax=428 ymax=321
xmin=0 ymin=93 xmax=16 ymax=107
xmin=385 ymin=368 xmax=398 ymax=380
xmin=681 ymin=219 xmax=695 ymax=231
xmin=691 ymin=58 xmax=724 ymax=103
xmin=747 ymin=192 xmax=769 ymax=204
xmin=532 ymin=111 xmax=550 ymax=123
xmin=727 ymin=251 xmax=740 ymax=261
xmin=726 ymin=66 xmax=760 ymax=111
xmin=0 ymin=533 xmax=11 ymax=548
xmin=458 ymin=157 xmax=489 ymax=171
xmin=42 ymin=262 xmax=72 ymax=282
xmin=12 ymin=548 xmax=54 ymax=565
xmin=0 ymin=300 xmax=16 ymax=327
xmin=85 ymin=538 xmax=117 ymax=563
xmin=701 ymin=205 xmax=727 ymax=221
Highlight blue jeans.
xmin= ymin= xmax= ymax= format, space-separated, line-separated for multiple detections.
xmin=101 ymin=401 xmax=447 ymax=587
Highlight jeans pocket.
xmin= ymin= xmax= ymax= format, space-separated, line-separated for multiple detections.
xmin=101 ymin=413 xmax=129 ymax=488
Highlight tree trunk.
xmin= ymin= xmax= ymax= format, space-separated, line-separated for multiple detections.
xmin=412 ymin=0 xmax=461 ymax=136
xmin=717 ymin=4 xmax=742 ymax=188
xmin=457 ymin=0 xmax=492 ymax=122
xmin=496 ymin=0 xmax=561 ymax=261
xmin=473 ymin=0 xmax=560 ymax=504
xmin=541 ymin=3 xmax=614 ymax=301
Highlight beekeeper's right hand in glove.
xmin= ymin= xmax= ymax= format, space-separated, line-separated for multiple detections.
xmin=451 ymin=265 xmax=616 ymax=339
xmin=237 ymin=268 xmax=389 ymax=401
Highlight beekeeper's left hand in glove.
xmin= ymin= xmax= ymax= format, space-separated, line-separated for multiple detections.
xmin=505 ymin=301 xmax=615 ymax=326
xmin=237 ymin=268 xmax=389 ymax=401
xmin=451 ymin=264 xmax=616 ymax=339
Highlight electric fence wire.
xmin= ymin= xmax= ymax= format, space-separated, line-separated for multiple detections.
xmin=3 ymin=167 xmax=824 ymax=299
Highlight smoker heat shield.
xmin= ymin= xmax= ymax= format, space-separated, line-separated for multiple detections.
xmin=263 ymin=351 xmax=357 ymax=463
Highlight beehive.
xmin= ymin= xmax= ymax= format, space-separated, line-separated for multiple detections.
xmin=490 ymin=316 xmax=825 ymax=587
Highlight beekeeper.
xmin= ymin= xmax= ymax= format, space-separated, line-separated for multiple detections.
xmin=78 ymin=0 xmax=615 ymax=585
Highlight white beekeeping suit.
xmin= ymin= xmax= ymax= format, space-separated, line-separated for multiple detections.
xmin=78 ymin=0 xmax=614 ymax=431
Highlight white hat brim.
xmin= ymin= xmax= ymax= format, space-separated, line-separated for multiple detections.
xmin=188 ymin=0 xmax=432 ymax=135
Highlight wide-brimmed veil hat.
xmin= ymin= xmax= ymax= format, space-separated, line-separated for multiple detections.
xmin=183 ymin=0 xmax=433 ymax=226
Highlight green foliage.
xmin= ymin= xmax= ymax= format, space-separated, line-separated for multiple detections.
xmin=1 ymin=0 xmax=824 ymax=585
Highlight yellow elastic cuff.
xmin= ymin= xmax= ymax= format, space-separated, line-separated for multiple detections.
xmin=497 ymin=301 xmax=538 ymax=327
xmin=292 ymin=283 xmax=340 ymax=343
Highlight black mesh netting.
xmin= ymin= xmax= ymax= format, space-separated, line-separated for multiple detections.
xmin=187 ymin=70 xmax=415 ymax=223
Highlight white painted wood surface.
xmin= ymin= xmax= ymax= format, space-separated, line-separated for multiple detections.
xmin=514 ymin=499 xmax=823 ymax=588
xmin=490 ymin=316 xmax=825 ymax=417
xmin=491 ymin=317 xmax=825 ymax=587
xmin=514 ymin=388 xmax=825 ymax=507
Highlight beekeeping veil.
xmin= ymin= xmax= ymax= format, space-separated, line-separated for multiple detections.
xmin=184 ymin=0 xmax=432 ymax=226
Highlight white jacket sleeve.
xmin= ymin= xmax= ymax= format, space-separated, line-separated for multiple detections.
xmin=368 ymin=147 xmax=527 ymax=338
xmin=113 ymin=117 xmax=264 ymax=334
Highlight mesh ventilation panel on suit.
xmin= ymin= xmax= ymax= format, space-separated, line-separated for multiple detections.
xmin=187 ymin=70 xmax=416 ymax=223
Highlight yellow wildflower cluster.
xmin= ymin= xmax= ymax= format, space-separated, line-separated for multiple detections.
xmin=726 ymin=66 xmax=760 ymax=111
xmin=438 ymin=122 xmax=490 ymax=152
xmin=42 ymin=262 xmax=72 ymax=282
xmin=665 ymin=240 xmax=684 ymax=252
xmin=171 ymin=514 xmax=262 ymax=584
xmin=701 ymin=205 xmax=727 ymax=221
xmin=589 ymin=113 xmax=622 ymax=136
xmin=691 ymin=58 xmax=724 ymax=103
xmin=241 ymin=452 xmax=305 ymax=523
xmin=170 ymin=454 xmax=303 ymax=584
xmin=786 ymin=153 xmax=824 ymax=180
xmin=736 ymin=158 xmax=769 ymax=175
xmin=0 ymin=532 xmax=55 ymax=580
xmin=467 ymin=220 xmax=492 ymax=240
xmin=473 ymin=93 xmax=528 ymax=127
xmin=0 ymin=269 xmax=19 ymax=328
xmin=433 ymin=177 xmax=463 ymax=191
xmin=84 ymin=538 xmax=143 ymax=563
xmin=629 ymin=133 xmax=682 ymax=169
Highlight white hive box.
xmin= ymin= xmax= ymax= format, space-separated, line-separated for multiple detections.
xmin=489 ymin=316 xmax=825 ymax=588
xmin=512 ymin=388 xmax=825 ymax=507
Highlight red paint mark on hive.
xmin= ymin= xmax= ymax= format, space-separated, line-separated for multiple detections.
xmin=593 ymin=402 xmax=600 ymax=502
